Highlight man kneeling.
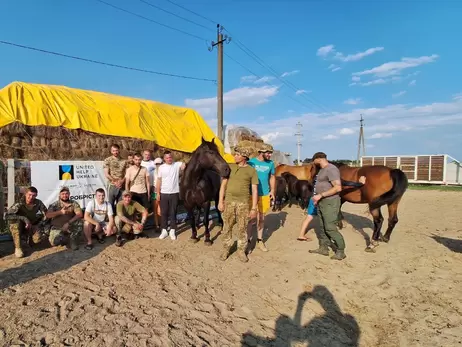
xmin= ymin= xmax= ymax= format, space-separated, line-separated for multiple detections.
xmin=5 ymin=186 xmax=48 ymax=258
xmin=45 ymin=187 xmax=83 ymax=250
xmin=115 ymin=191 xmax=149 ymax=247
xmin=83 ymin=188 xmax=117 ymax=250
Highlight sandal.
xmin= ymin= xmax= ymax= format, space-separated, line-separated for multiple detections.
xmin=97 ymin=236 xmax=105 ymax=244
xmin=85 ymin=244 xmax=94 ymax=250
xmin=297 ymin=237 xmax=311 ymax=242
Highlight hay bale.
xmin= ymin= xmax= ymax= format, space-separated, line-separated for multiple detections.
xmin=0 ymin=122 xmax=193 ymax=190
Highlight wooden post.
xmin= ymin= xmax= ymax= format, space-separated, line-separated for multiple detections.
xmin=428 ymin=156 xmax=432 ymax=181
xmin=7 ymin=159 xmax=15 ymax=208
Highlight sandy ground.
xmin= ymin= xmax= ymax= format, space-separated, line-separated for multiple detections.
xmin=1 ymin=189 xmax=462 ymax=347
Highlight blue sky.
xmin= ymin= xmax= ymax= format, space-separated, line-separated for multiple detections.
xmin=1 ymin=0 xmax=462 ymax=161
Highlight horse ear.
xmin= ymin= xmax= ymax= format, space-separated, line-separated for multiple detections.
xmin=201 ymin=137 xmax=206 ymax=144
xmin=211 ymin=138 xmax=215 ymax=144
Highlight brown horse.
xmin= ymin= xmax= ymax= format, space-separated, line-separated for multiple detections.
xmin=329 ymin=163 xmax=408 ymax=251
xmin=275 ymin=163 xmax=317 ymax=182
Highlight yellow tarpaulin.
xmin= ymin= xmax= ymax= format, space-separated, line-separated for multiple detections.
xmin=0 ymin=81 xmax=235 ymax=163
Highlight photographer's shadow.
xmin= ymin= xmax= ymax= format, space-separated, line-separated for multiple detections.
xmin=241 ymin=285 xmax=360 ymax=347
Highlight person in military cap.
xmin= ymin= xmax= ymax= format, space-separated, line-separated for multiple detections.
xmin=247 ymin=142 xmax=276 ymax=252
xmin=4 ymin=186 xmax=48 ymax=258
xmin=45 ymin=186 xmax=83 ymax=250
xmin=218 ymin=145 xmax=259 ymax=263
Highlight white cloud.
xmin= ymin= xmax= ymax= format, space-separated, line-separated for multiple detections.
xmin=254 ymin=76 xmax=275 ymax=84
xmin=352 ymin=54 xmax=438 ymax=78
xmin=228 ymin=95 xmax=462 ymax=147
xmin=328 ymin=64 xmax=341 ymax=72
xmin=322 ymin=134 xmax=338 ymax=140
xmin=352 ymin=76 xmax=361 ymax=82
xmin=185 ymin=86 xmax=279 ymax=114
xmin=409 ymin=79 xmax=416 ymax=86
xmin=368 ymin=133 xmax=393 ymax=139
xmin=296 ymin=89 xmax=310 ymax=95
xmin=317 ymin=45 xmax=335 ymax=57
xmin=339 ymin=128 xmax=355 ymax=135
xmin=344 ymin=98 xmax=362 ymax=105
xmin=281 ymin=70 xmax=300 ymax=78
xmin=392 ymin=91 xmax=407 ymax=98
xmin=317 ymin=44 xmax=383 ymax=62
xmin=240 ymin=75 xmax=257 ymax=83
xmin=334 ymin=47 xmax=384 ymax=62
xmin=350 ymin=72 xmax=418 ymax=87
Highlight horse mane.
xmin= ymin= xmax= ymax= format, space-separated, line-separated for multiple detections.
xmin=181 ymin=138 xmax=219 ymax=187
xmin=328 ymin=160 xmax=347 ymax=168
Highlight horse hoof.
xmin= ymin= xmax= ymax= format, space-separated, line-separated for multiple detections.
xmin=204 ymin=240 xmax=213 ymax=246
xmin=189 ymin=237 xmax=200 ymax=244
xmin=365 ymin=246 xmax=376 ymax=253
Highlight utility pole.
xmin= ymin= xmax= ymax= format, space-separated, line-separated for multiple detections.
xmin=209 ymin=24 xmax=231 ymax=142
xmin=295 ymin=122 xmax=303 ymax=166
xmin=356 ymin=114 xmax=366 ymax=166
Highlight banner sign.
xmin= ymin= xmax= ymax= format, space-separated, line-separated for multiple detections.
xmin=30 ymin=161 xmax=107 ymax=208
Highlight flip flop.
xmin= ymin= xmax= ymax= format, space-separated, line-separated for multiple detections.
xmin=85 ymin=244 xmax=94 ymax=250
xmin=297 ymin=237 xmax=310 ymax=241
xmin=97 ymin=236 xmax=105 ymax=244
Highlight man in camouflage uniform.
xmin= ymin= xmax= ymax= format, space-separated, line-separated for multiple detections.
xmin=218 ymin=146 xmax=259 ymax=263
xmin=103 ymin=144 xmax=128 ymax=211
xmin=45 ymin=186 xmax=83 ymax=250
xmin=5 ymin=186 xmax=48 ymax=258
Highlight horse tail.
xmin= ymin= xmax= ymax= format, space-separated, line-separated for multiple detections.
xmin=369 ymin=169 xmax=408 ymax=210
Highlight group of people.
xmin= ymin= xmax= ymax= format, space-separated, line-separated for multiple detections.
xmin=5 ymin=144 xmax=186 ymax=257
xmin=5 ymin=141 xmax=364 ymax=262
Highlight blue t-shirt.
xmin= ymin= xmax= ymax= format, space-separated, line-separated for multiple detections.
xmin=248 ymin=158 xmax=275 ymax=196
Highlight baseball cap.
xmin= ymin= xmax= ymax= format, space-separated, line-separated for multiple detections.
xmin=154 ymin=157 xmax=163 ymax=164
xmin=59 ymin=186 xmax=70 ymax=193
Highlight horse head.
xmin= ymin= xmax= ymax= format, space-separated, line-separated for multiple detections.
xmin=189 ymin=137 xmax=231 ymax=178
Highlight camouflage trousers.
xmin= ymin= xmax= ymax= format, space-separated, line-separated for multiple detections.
xmin=47 ymin=220 xmax=83 ymax=247
xmin=221 ymin=201 xmax=250 ymax=252
xmin=114 ymin=216 xmax=141 ymax=236
xmin=9 ymin=222 xmax=46 ymax=251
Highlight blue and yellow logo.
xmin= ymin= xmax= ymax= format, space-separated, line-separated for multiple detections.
xmin=59 ymin=165 xmax=74 ymax=180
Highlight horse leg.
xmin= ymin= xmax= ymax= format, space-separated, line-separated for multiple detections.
xmin=365 ymin=206 xmax=384 ymax=253
xmin=337 ymin=199 xmax=345 ymax=229
xmin=189 ymin=207 xmax=200 ymax=243
xmin=382 ymin=198 xmax=401 ymax=243
xmin=203 ymin=201 xmax=213 ymax=245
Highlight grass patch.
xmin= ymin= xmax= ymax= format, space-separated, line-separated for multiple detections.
xmin=408 ymin=183 xmax=462 ymax=191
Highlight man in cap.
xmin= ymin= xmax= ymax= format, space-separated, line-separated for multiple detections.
xmin=218 ymin=146 xmax=258 ymax=263
xmin=45 ymin=186 xmax=83 ymax=250
xmin=247 ymin=143 xmax=276 ymax=252
xmin=114 ymin=190 xmax=149 ymax=247
xmin=309 ymin=152 xmax=346 ymax=260
xmin=5 ymin=186 xmax=48 ymax=258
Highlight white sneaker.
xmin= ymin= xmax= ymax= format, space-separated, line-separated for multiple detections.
xmin=169 ymin=229 xmax=177 ymax=240
xmin=159 ymin=229 xmax=168 ymax=239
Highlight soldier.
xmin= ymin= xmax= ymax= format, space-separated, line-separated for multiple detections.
xmin=103 ymin=144 xmax=128 ymax=211
xmin=115 ymin=191 xmax=149 ymax=247
xmin=4 ymin=186 xmax=48 ymax=258
xmin=45 ymin=187 xmax=83 ymax=250
xmin=218 ymin=146 xmax=259 ymax=263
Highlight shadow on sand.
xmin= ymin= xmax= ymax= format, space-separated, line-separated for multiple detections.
xmin=342 ymin=212 xmax=373 ymax=247
xmin=430 ymin=234 xmax=462 ymax=253
xmin=241 ymin=285 xmax=360 ymax=347
xmin=0 ymin=227 xmax=158 ymax=290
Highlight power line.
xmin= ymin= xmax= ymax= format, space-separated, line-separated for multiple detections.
xmin=162 ymin=0 xmax=216 ymax=25
xmin=94 ymin=0 xmax=208 ymax=41
xmin=0 ymin=40 xmax=216 ymax=82
xmin=137 ymin=0 xmax=214 ymax=32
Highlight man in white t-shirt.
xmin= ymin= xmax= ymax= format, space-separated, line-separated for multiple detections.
xmin=156 ymin=151 xmax=185 ymax=240
xmin=83 ymin=188 xmax=116 ymax=250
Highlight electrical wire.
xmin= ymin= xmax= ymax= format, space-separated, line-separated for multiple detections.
xmin=0 ymin=40 xmax=217 ymax=82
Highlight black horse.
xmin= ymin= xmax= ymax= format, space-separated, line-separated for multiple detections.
xmin=272 ymin=176 xmax=288 ymax=212
xmin=281 ymin=172 xmax=313 ymax=209
xmin=180 ymin=138 xmax=231 ymax=245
